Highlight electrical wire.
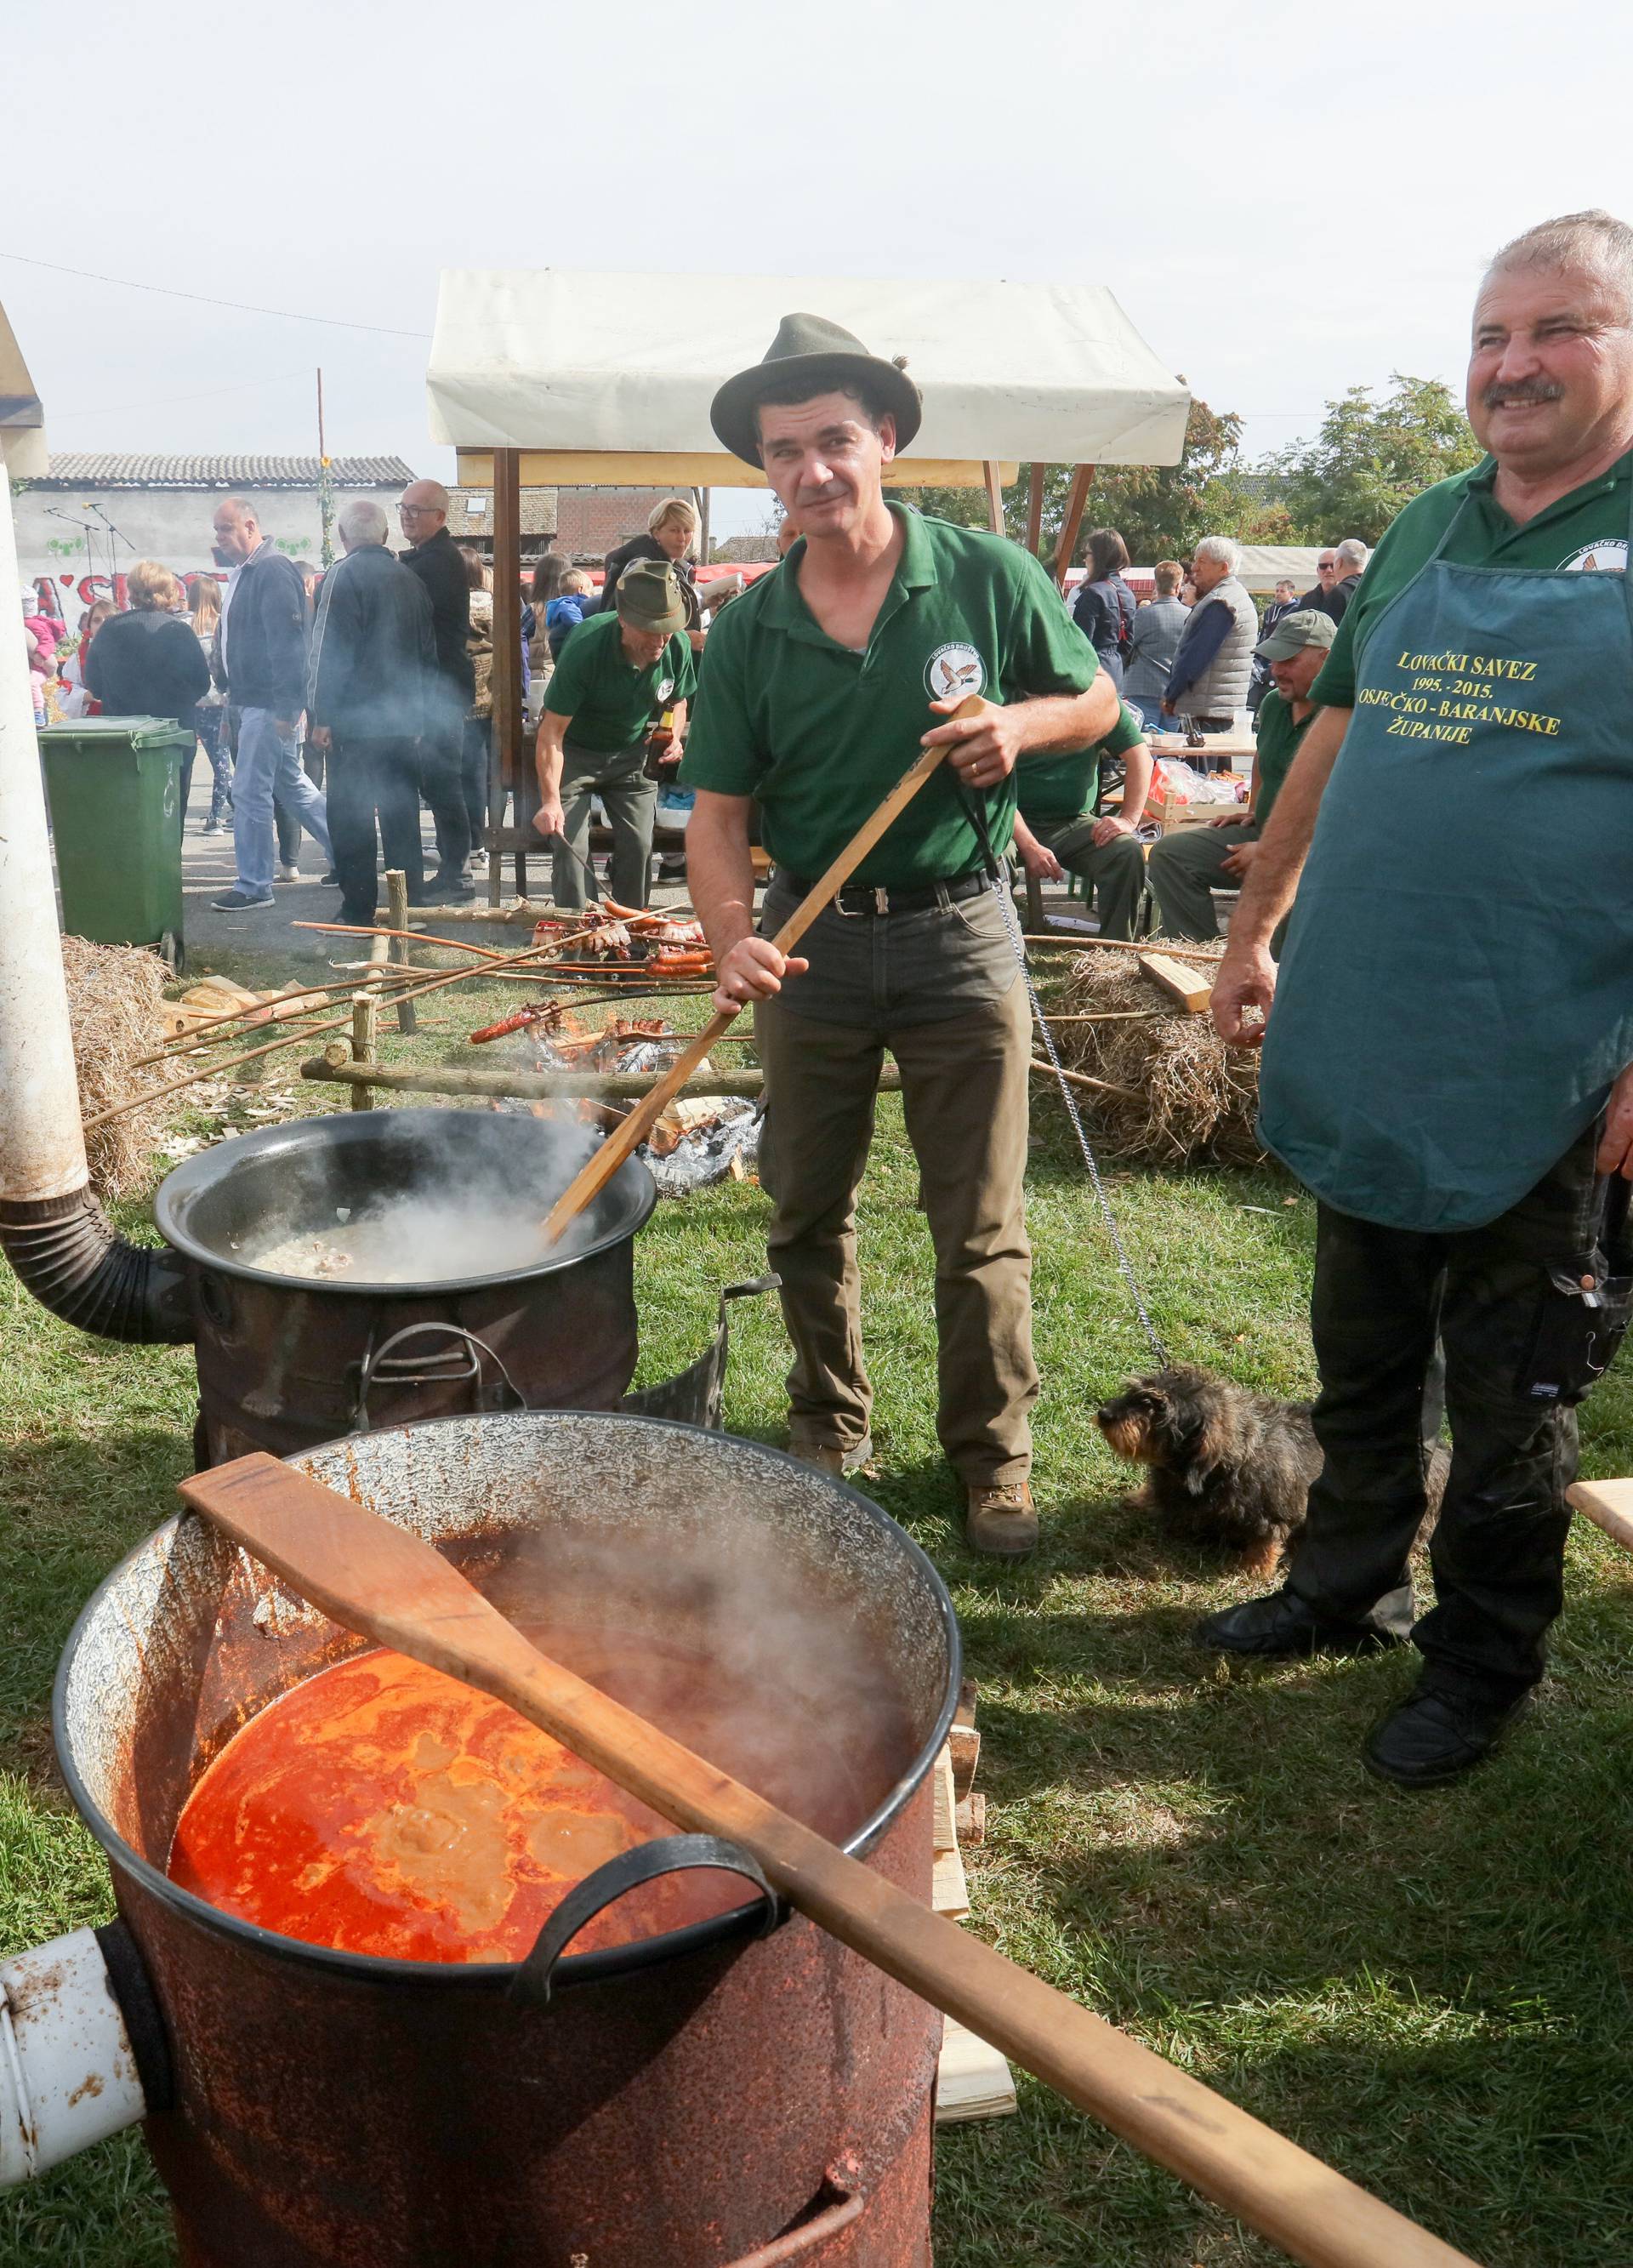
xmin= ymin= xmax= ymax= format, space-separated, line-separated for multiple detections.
xmin=0 ymin=250 xmax=429 ymax=338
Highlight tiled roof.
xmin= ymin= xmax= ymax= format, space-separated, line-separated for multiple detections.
xmin=36 ymin=453 xmax=418 ymax=489
xmin=447 ymin=488 xmax=557 ymax=537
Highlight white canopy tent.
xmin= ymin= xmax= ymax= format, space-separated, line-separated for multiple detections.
xmin=427 ymin=268 xmax=1191 ymax=492
xmin=425 ymin=267 xmax=1192 ymax=902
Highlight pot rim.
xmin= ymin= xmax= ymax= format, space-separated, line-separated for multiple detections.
xmin=53 ymin=1412 xmax=961 ymax=1993
xmin=151 ymin=1108 xmax=657 ymax=1296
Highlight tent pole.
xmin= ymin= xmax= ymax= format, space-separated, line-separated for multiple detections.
xmin=1053 ymin=464 xmax=1095 ymax=589
xmin=491 ymin=446 xmax=521 ymax=909
xmin=1027 ymin=462 xmax=1045 ymax=556
xmin=982 ymin=461 xmax=1005 ymax=539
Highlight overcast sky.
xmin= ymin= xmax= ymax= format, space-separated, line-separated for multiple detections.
xmin=3 ymin=0 xmax=1627 ymax=539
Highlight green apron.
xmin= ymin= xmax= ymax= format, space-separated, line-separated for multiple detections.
xmin=1260 ymin=476 xmax=1633 ymax=1232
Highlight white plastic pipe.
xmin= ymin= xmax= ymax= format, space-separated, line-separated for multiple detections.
xmin=0 ymin=1929 xmax=146 ymax=2184
xmin=0 ymin=464 xmax=89 ymax=1202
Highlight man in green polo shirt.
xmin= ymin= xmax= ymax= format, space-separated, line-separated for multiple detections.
xmin=1011 ymin=701 xmax=1151 ymax=937
xmin=680 ymin=314 xmax=1118 ymax=1557
xmin=533 ymin=559 xmax=697 ymax=908
xmin=1202 ymin=208 xmax=1633 ymax=1788
xmin=1146 ymin=608 xmax=1334 ymax=939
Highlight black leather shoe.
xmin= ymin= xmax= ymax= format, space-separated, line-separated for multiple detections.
xmin=1192 ymin=1589 xmax=1407 ymax=1659
xmin=1363 ymin=1680 xmax=1532 ymax=1789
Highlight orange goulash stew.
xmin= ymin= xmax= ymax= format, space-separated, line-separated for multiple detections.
xmin=168 ymin=1647 xmax=748 ymax=1963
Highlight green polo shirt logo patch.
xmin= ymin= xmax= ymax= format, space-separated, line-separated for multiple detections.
xmin=925 ymin=642 xmax=987 ymax=700
xmin=1557 ymin=539 xmax=1628 ymax=573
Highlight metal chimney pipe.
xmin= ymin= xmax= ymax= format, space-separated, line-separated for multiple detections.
xmin=0 ymin=464 xmax=190 ymax=1339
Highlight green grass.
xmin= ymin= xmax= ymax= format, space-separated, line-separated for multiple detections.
xmin=3 ymin=958 xmax=1633 ymax=2265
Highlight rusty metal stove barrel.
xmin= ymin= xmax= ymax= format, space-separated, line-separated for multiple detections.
xmin=53 ymin=1411 xmax=959 ymax=2267
xmin=152 ymin=1110 xmax=657 ymax=1462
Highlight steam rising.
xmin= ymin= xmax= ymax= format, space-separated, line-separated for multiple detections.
xmin=236 ymin=1111 xmax=603 ymax=1284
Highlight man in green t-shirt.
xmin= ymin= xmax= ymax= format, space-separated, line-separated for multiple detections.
xmin=1146 ymin=608 xmax=1334 ymax=939
xmin=1203 ymin=210 xmax=1633 ymax=1788
xmin=1011 ymin=701 xmax=1150 ymax=938
xmin=532 ymin=560 xmax=697 ymax=908
xmin=680 ymin=314 xmax=1118 ymax=1557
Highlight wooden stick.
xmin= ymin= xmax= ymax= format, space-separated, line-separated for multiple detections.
xmin=1052 ymin=462 xmax=1095 ymax=587
xmin=982 ymin=459 xmax=1006 ymax=537
xmin=1026 ymin=460 xmax=1046 ymax=556
xmin=295 ymin=920 xmax=521 ymax=964
xmin=176 ymin=1456 xmax=1484 ymax=2268
xmin=1029 ymin=1057 xmax=1141 ymax=1101
xmin=302 ymin=1057 xmax=894 ymax=1105
xmin=131 ymin=972 xmax=380 ymax=1069
xmin=1020 ymin=934 xmax=1224 ymax=965
xmin=1041 ymin=1011 xmax=1168 ymax=1023
xmin=84 ymin=920 xmax=614 ymax=1129
xmin=540 ymin=700 xmax=985 ymax=1245
xmin=385 ymin=870 xmax=417 ymax=1034
xmin=350 ymin=992 xmax=378 ymax=1111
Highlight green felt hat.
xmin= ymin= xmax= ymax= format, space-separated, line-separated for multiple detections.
xmin=709 ymin=312 xmax=923 ymax=467
xmin=614 ymin=558 xmax=689 ymax=635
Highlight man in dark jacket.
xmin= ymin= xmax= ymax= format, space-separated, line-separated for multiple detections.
xmin=309 ymin=500 xmax=437 ymax=926
xmin=208 ymin=497 xmax=331 ymax=910
xmin=398 ymin=477 xmax=474 ymax=900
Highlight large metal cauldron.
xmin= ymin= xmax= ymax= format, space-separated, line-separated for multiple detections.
xmin=153 ymin=1111 xmax=655 ymax=1463
xmin=55 ymin=1411 xmax=959 ymax=2267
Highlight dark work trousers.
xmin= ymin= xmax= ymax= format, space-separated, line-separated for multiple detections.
xmin=422 ymin=693 xmax=473 ymax=880
xmin=459 ymin=713 xmax=491 ymax=848
xmin=1288 ymin=1123 xmax=1632 ymax=1698
xmin=327 ymin=732 xmax=425 ymax=923
xmin=754 ymin=878 xmax=1037 ymax=1486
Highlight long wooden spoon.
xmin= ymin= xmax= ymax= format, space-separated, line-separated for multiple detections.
xmin=539 ymin=698 xmax=986 ymax=1246
xmin=178 ymin=1452 xmax=1481 ymax=2268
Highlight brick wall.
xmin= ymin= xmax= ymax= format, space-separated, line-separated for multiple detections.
xmin=554 ymin=487 xmax=680 ymax=563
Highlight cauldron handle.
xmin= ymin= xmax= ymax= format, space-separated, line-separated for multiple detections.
xmin=509 ymin=1834 xmax=781 ymax=2009
xmin=353 ymin=1323 xmax=526 ymax=1432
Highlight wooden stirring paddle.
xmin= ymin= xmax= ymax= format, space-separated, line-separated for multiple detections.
xmin=539 ymin=697 xmax=987 ymax=1246
xmin=178 ymin=1452 xmax=1481 ymax=2268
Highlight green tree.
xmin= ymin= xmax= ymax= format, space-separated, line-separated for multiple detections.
xmin=899 ymin=400 xmax=1288 ymax=565
xmin=1265 ymin=373 xmax=1482 ymax=544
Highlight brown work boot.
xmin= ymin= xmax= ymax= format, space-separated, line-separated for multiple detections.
xmin=965 ymin=1479 xmax=1038 ymax=1558
xmin=788 ymin=1428 xmax=874 ymax=1478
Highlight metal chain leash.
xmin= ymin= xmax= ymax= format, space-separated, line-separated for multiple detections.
xmin=990 ymin=872 xmax=1170 ymax=1369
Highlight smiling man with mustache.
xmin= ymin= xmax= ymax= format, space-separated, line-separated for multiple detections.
xmin=1200 ymin=210 xmax=1633 ymax=1787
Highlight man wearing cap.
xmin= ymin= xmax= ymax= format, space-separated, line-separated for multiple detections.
xmin=532 ymin=558 xmax=697 ymax=909
xmin=680 ymin=314 xmax=1119 ymax=1557
xmin=1146 ymin=608 xmax=1334 ymax=940
xmin=1203 ymin=209 xmax=1633 ymax=1786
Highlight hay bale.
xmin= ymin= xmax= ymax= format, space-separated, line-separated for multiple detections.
xmin=60 ymin=935 xmax=169 ymax=1199
xmin=1051 ymin=947 xmax=1264 ymax=1167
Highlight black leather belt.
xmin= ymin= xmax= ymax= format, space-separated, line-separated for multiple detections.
xmin=776 ymin=868 xmax=988 ymax=917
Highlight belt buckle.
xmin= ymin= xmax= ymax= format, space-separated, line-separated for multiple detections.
xmin=832 ymin=886 xmax=865 ymax=920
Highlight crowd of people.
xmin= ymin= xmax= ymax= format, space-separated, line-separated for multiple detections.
xmin=18 ymin=482 xmax=737 ymax=929
xmin=20 ymin=476 xmax=1374 ymax=956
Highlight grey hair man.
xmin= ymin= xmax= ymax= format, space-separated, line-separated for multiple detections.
xmin=309 ymin=492 xmax=437 ymax=928
xmin=1327 ymin=538 xmax=1370 ymax=623
xmin=397 ymin=475 xmax=475 ymax=903
xmin=1204 ymin=209 xmax=1633 ymax=1786
xmin=208 ymin=495 xmax=331 ymax=910
xmin=1159 ymin=534 xmax=1258 ymax=732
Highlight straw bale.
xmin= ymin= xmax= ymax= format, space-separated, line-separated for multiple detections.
xmin=60 ymin=935 xmax=171 ymax=1199
xmin=1051 ymin=947 xmax=1264 ymax=1167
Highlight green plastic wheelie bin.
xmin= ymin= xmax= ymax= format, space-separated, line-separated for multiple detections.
xmin=39 ymin=715 xmax=192 ymax=968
